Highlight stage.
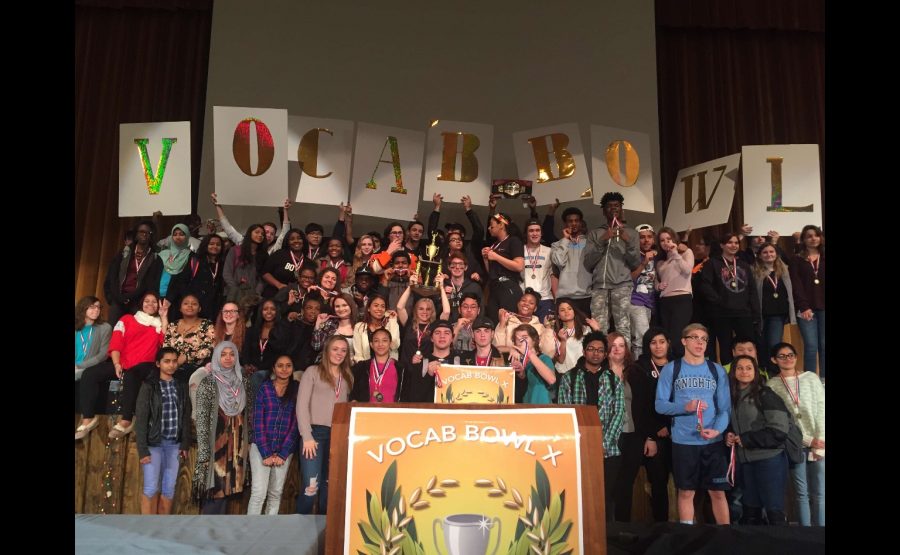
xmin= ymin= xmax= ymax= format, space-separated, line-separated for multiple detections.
xmin=75 ymin=515 xmax=824 ymax=554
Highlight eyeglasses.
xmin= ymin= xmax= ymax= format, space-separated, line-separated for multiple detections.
xmin=684 ymin=335 xmax=709 ymax=343
xmin=222 ymin=310 xmax=239 ymax=315
xmin=775 ymin=353 xmax=796 ymax=360
xmin=584 ymin=347 xmax=606 ymax=353
xmin=389 ymin=231 xmax=404 ymax=236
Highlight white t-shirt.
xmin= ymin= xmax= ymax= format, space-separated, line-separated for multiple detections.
xmin=521 ymin=244 xmax=553 ymax=300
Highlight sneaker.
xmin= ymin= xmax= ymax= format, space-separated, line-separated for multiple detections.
xmin=108 ymin=421 xmax=134 ymax=439
xmin=75 ymin=418 xmax=99 ymax=440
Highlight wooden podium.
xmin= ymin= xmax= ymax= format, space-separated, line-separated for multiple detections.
xmin=325 ymin=403 xmax=607 ymax=554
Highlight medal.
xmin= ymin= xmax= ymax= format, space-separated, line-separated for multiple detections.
xmin=723 ymin=256 xmax=738 ymax=291
xmin=814 ymin=278 xmax=820 ymax=285
xmin=414 ymin=324 xmax=427 ymax=358
xmin=371 ymin=357 xmax=390 ymax=402
xmin=527 ymin=246 xmax=540 ymax=280
xmin=766 ymin=272 xmax=780 ymax=299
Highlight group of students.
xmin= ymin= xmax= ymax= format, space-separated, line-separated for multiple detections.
xmin=73 ymin=189 xmax=824 ymax=524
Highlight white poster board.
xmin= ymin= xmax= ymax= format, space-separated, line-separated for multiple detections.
xmin=288 ymin=115 xmax=354 ymax=207
xmin=349 ymin=122 xmax=425 ymax=219
xmin=422 ymin=120 xmax=494 ymax=206
xmin=741 ymin=144 xmax=822 ymax=235
xmin=664 ymin=153 xmax=742 ymax=232
xmin=213 ymin=106 xmax=288 ymax=207
xmin=513 ymin=123 xmax=592 ymax=205
xmin=118 ymin=121 xmax=191 ymax=217
xmin=590 ymin=125 xmax=656 ymax=213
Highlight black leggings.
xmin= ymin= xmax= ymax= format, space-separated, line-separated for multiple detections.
xmin=614 ymin=433 xmax=672 ymax=522
xmin=710 ymin=315 xmax=757 ymax=364
xmin=659 ymin=294 xmax=694 ymax=358
xmin=80 ymin=360 xmax=156 ymax=420
xmin=486 ymin=280 xmax=522 ymax=322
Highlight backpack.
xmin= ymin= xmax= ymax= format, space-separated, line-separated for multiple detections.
xmin=782 ymin=404 xmax=806 ymax=465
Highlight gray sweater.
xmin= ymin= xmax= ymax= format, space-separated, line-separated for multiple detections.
xmin=730 ymin=386 xmax=791 ymax=463
xmin=75 ymin=322 xmax=113 ymax=371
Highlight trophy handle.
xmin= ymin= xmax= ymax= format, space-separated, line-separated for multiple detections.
xmin=433 ymin=518 xmax=443 ymax=555
xmin=488 ymin=517 xmax=502 ymax=555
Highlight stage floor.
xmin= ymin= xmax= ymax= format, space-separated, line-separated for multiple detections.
xmin=75 ymin=515 xmax=824 ymax=554
xmin=75 ymin=514 xmax=326 ymax=555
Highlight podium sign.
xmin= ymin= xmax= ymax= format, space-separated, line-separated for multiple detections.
xmin=341 ymin=407 xmax=586 ymax=554
xmin=434 ymin=365 xmax=515 ymax=404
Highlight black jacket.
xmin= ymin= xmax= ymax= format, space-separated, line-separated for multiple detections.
xmin=350 ymin=359 xmax=408 ymax=402
xmin=134 ymin=373 xmax=192 ymax=458
xmin=104 ymin=249 xmax=163 ymax=307
xmin=165 ymin=254 xmax=224 ymax=320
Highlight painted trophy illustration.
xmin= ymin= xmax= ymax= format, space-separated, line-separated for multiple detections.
xmin=433 ymin=514 xmax=501 ymax=555
xmin=412 ymin=232 xmax=443 ymax=297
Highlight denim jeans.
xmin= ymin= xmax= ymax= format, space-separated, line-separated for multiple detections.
xmin=740 ymin=450 xmax=788 ymax=513
xmin=296 ymin=425 xmax=331 ymax=514
xmin=141 ymin=438 xmax=181 ymax=498
xmin=796 ymin=310 xmax=825 ymax=377
xmin=248 ymin=443 xmax=293 ymax=515
xmin=762 ymin=315 xmax=787 ymax=356
xmin=628 ymin=304 xmax=651 ymax=357
xmin=791 ymin=450 xmax=825 ymax=526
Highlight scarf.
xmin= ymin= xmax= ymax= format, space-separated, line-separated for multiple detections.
xmin=210 ymin=341 xmax=246 ymax=417
xmin=159 ymin=224 xmax=192 ymax=274
xmin=133 ymin=310 xmax=162 ymax=334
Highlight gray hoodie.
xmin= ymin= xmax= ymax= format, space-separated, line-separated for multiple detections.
xmin=582 ymin=224 xmax=641 ymax=289
xmin=550 ymin=236 xmax=592 ymax=299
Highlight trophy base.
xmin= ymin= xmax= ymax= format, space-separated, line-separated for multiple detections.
xmin=411 ymin=285 xmax=441 ymax=297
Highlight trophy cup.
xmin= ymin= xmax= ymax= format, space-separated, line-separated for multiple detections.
xmin=412 ymin=232 xmax=443 ymax=297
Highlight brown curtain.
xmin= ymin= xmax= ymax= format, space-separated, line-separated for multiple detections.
xmin=74 ymin=0 xmax=212 ymax=304
xmin=655 ymin=0 xmax=825 ymax=241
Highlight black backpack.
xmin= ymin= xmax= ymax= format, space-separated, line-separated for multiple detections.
xmin=779 ymin=398 xmax=807 ymax=465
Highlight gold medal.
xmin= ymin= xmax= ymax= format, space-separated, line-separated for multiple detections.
xmin=374 ymin=391 xmax=384 ymax=402
xmin=814 ymin=278 xmax=820 ymax=285
xmin=773 ymin=293 xmax=779 ymax=299
xmin=731 ymin=281 xmax=737 ymax=289
xmin=531 ymin=273 xmax=536 ymax=279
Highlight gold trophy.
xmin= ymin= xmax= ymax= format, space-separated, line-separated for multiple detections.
xmin=412 ymin=232 xmax=443 ymax=297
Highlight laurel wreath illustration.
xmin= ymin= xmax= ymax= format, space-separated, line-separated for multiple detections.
xmin=357 ymin=460 xmax=572 ymax=554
